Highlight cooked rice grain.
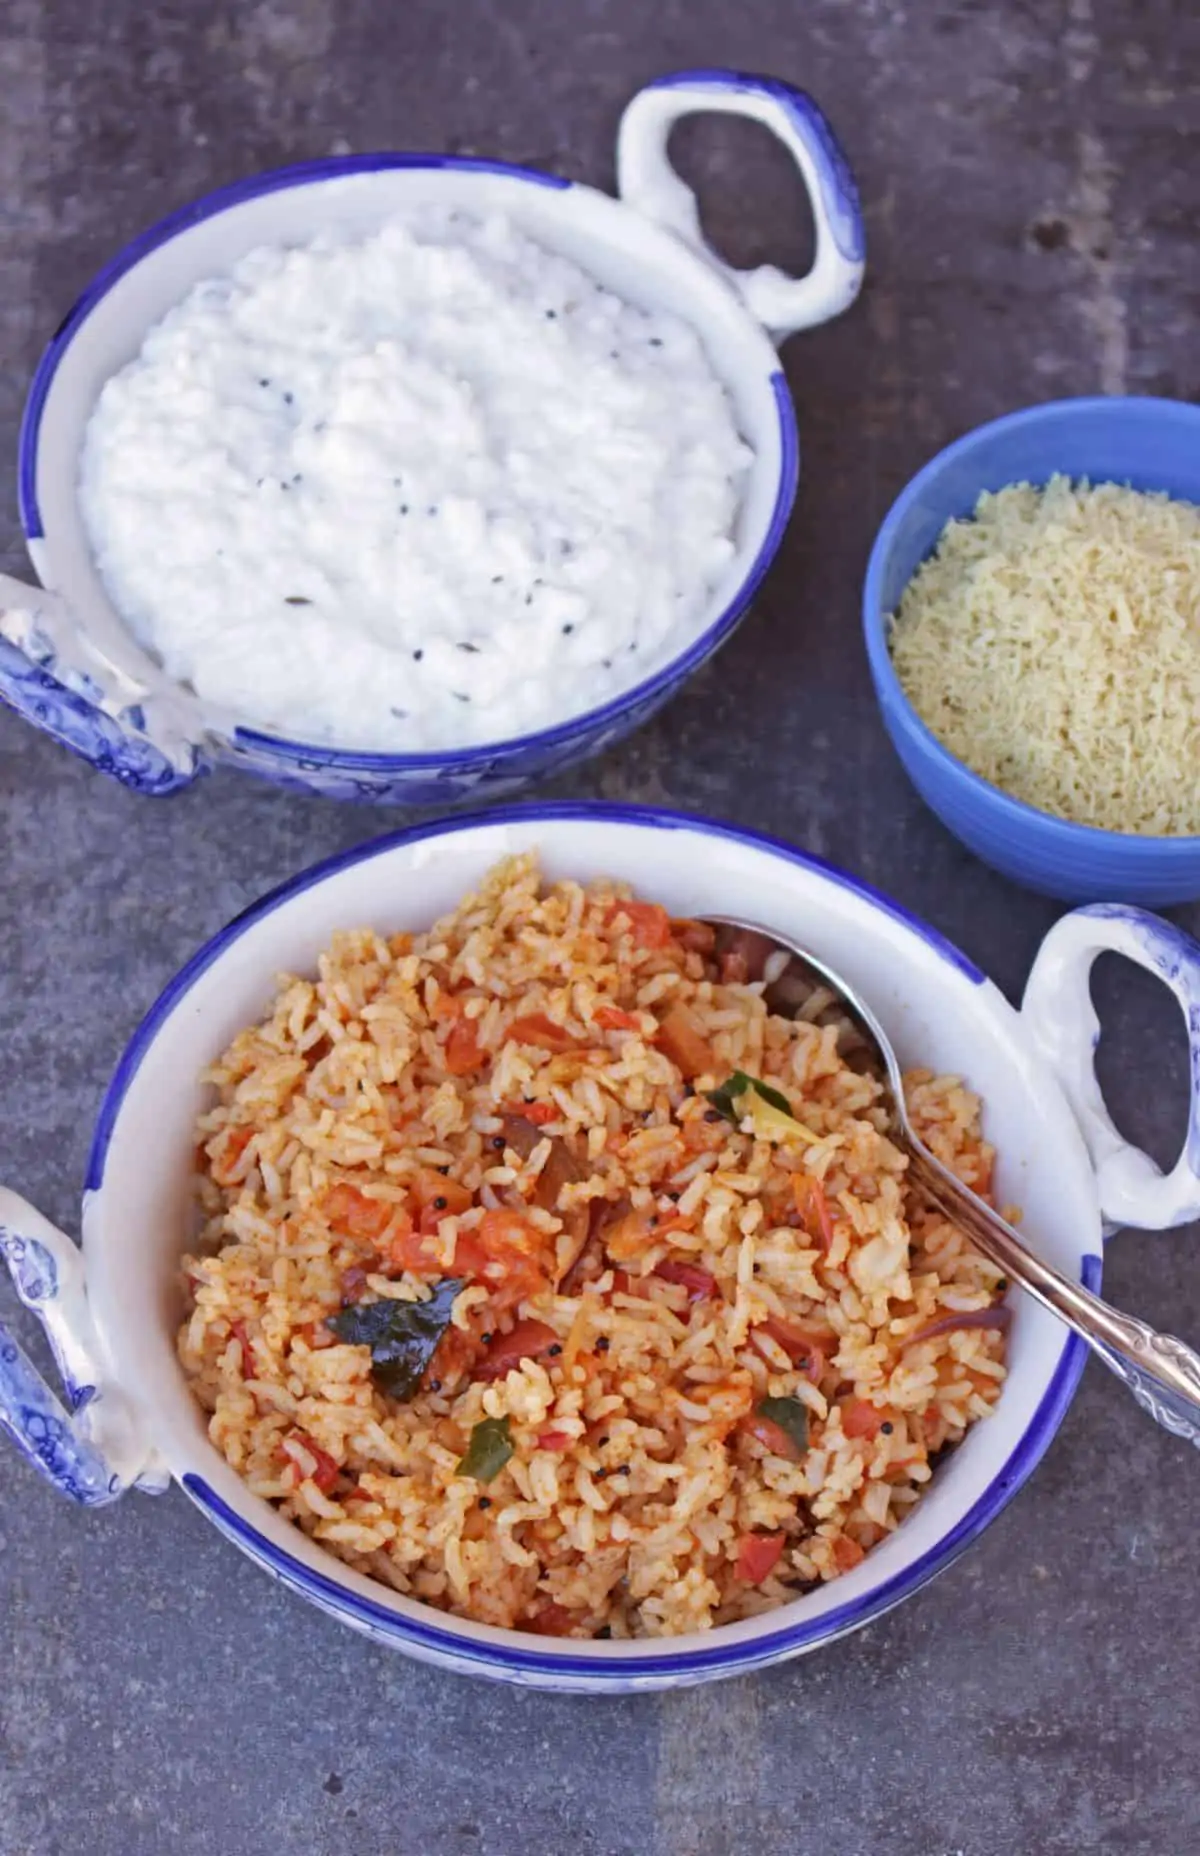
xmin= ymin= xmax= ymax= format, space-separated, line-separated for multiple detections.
xmin=179 ymin=856 xmax=1008 ymax=1638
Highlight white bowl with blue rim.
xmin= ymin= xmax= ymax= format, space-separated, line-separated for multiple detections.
xmin=0 ymin=69 xmax=864 ymax=805
xmin=3 ymin=803 xmax=1198 ymax=1691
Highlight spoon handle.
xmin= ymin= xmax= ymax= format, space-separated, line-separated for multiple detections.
xmin=903 ymin=1141 xmax=1200 ymax=1448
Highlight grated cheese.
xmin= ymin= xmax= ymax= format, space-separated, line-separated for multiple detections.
xmin=888 ymin=475 xmax=1200 ymax=835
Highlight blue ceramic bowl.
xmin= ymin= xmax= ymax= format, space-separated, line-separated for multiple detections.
xmin=863 ymin=397 xmax=1200 ymax=904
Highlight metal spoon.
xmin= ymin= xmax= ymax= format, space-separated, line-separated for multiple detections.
xmin=704 ymin=914 xmax=1200 ymax=1448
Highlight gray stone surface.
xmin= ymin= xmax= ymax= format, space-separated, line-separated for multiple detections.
xmin=1 ymin=2 xmax=1198 ymax=1852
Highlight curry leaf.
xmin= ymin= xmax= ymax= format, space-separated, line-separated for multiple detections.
xmin=705 ymin=1070 xmax=756 ymax=1121
xmin=706 ymin=1071 xmax=796 ymax=1121
xmin=327 ymin=1277 xmax=463 ymax=1401
xmin=756 ymin=1395 xmax=809 ymax=1456
xmin=457 ymin=1415 xmax=514 ymax=1483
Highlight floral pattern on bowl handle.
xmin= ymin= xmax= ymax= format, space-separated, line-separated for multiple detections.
xmin=0 ymin=573 xmax=206 ymax=794
xmin=0 ymin=1189 xmax=167 ymax=1503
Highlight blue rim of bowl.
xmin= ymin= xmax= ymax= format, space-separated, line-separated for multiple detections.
xmin=863 ymin=395 xmax=1200 ymax=863
xmin=640 ymin=68 xmax=865 ymax=267
xmin=84 ymin=800 xmax=1095 ymax=1681
xmin=17 ymin=154 xmax=798 ymax=774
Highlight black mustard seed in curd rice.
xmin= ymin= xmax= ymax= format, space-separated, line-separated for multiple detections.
xmin=79 ymin=210 xmax=752 ymax=752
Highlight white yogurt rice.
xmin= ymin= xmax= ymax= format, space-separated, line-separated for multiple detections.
xmin=79 ymin=210 xmax=752 ymax=750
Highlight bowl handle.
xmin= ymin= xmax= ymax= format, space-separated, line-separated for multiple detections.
xmin=616 ymin=68 xmax=865 ymax=341
xmin=1021 ymin=905 xmax=1200 ymax=1233
xmin=0 ymin=1188 xmax=168 ymax=1503
xmin=0 ymin=572 xmax=207 ymax=794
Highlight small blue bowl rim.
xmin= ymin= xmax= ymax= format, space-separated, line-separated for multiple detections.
xmin=18 ymin=151 xmax=799 ymax=775
xmin=86 ymin=800 xmax=1095 ymax=1682
xmin=862 ymin=394 xmax=1200 ymax=863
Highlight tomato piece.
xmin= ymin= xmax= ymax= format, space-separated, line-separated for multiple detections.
xmin=411 ymin=1169 xmax=473 ymax=1217
xmin=595 ymin=1005 xmax=642 ymax=1032
xmin=670 ymin=918 xmax=716 ymax=954
xmin=477 ymin=1206 xmax=542 ymax=1257
xmin=603 ymin=1206 xmax=656 ymax=1263
xmin=384 ymin=1223 xmax=440 ymax=1273
xmin=508 ymin=1013 xmax=577 ymax=1053
xmin=502 ymin=1098 xmax=557 ymax=1125
xmin=497 ymin=1262 xmax=550 ymax=1311
xmin=281 ymin=1429 xmax=339 ymax=1494
xmin=476 ymin=1319 xmax=560 ymax=1380
xmin=655 ymin=1002 xmax=715 ymax=1080
xmin=430 ymin=993 xmax=463 ymax=1022
xmin=211 ymin=1124 xmax=255 ymax=1186
xmin=323 ymin=1183 xmax=395 ymax=1242
xmin=739 ymin=1412 xmax=805 ymax=1463
xmin=381 ymin=1207 xmax=418 ymax=1266
xmin=735 ymin=1531 xmax=786 ymax=1583
xmin=429 ymin=1323 xmax=479 ymax=1387
xmin=654 ymin=1260 xmax=718 ymax=1302
xmin=469 ymin=1207 xmax=550 ymax=1306
xmin=793 ymin=1172 xmax=834 ymax=1249
xmin=605 ymin=899 xmax=672 ymax=949
xmin=445 ymin=1017 xmax=484 ymax=1075
xmin=381 ymin=1217 xmax=493 ymax=1287
xmin=831 ymin=1534 xmax=866 ymax=1573
xmin=526 ymin=1602 xmax=577 ymax=1637
xmin=536 ymin=1428 xmax=573 ymax=1451
xmin=841 ymin=1399 xmax=885 ymax=1440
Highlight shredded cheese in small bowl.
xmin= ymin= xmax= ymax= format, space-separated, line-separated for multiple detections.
xmin=888 ymin=475 xmax=1200 ymax=837
xmin=863 ymin=396 xmax=1200 ymax=901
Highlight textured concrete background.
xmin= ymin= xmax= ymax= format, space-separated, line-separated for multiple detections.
xmin=1 ymin=2 xmax=1199 ymax=1852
